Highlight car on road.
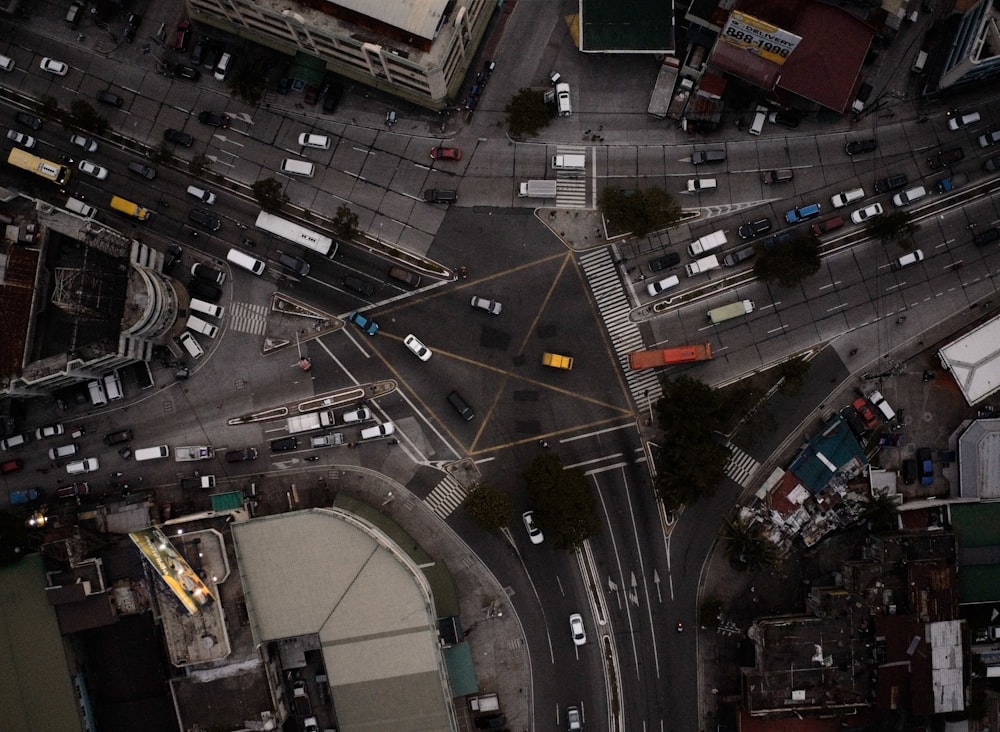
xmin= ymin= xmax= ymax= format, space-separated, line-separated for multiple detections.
xmin=270 ymin=436 xmax=298 ymax=452
xmin=845 ymin=138 xmax=877 ymax=155
xmin=522 ymin=511 xmax=543 ymax=544
xmin=852 ymin=397 xmax=878 ymax=430
xmin=569 ymin=613 xmax=587 ymax=645
xmin=566 ymin=706 xmax=583 ymax=730
xmin=784 ymin=203 xmax=821 ymax=224
xmin=104 ymin=428 xmax=134 ymax=446
xmin=738 ymin=218 xmax=772 ymax=240
xmin=760 ymin=168 xmax=794 ymax=184
xmin=96 ymin=89 xmax=123 ymax=107
xmin=40 ymin=57 xmax=69 ymax=76
xmin=192 ymin=262 xmax=226 ymax=284
xmin=691 ymin=149 xmax=726 ymax=165
xmin=811 ymin=215 xmax=845 ymax=236
xmin=347 ymin=311 xmax=378 ymax=335
xmin=851 ymin=202 xmax=884 ymax=224
xmin=917 ymin=448 xmax=934 ymax=485
xmin=341 ymin=407 xmax=372 ymax=423
xmin=648 ymin=252 xmax=680 ymax=272
xmin=70 ymin=134 xmax=98 ymax=153
xmin=874 ymin=174 xmax=908 ymax=194
xmin=686 ymin=178 xmax=717 ymax=192
xmin=171 ymin=63 xmax=201 ymax=80
xmin=66 ymin=457 xmax=99 ymax=474
xmin=470 ymin=296 xmax=502 ymax=315
xmin=164 ymin=128 xmax=194 ymax=147
xmin=127 ymin=161 xmax=156 ymax=180
xmin=404 ymin=334 xmax=432 ymax=361
xmin=360 ymin=422 xmax=395 ymax=440
xmin=35 ymin=424 xmax=65 ymax=440
xmin=947 ymin=111 xmax=980 ymax=130
xmin=198 ymin=111 xmax=231 ymax=128
xmin=188 ymin=208 xmax=221 ymax=231
xmin=7 ymin=129 xmax=35 ymax=148
xmin=77 ymin=160 xmax=108 ymax=180
xmin=986 ymin=154 xmax=1000 ymax=172
xmin=831 ymin=187 xmax=865 ymax=209
xmin=343 ymin=275 xmax=375 ymax=297
xmin=430 ymin=146 xmax=462 ymax=160
xmin=9 ymin=487 xmax=41 ymax=505
xmin=978 ymin=129 xmax=1000 ymax=148
xmin=15 ymin=112 xmax=42 ymax=130
xmin=927 ymin=147 xmax=964 ymax=170
xmin=722 ymin=246 xmax=755 ymax=267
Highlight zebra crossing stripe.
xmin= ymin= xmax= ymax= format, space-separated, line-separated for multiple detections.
xmin=424 ymin=476 xmax=468 ymax=519
xmin=724 ymin=442 xmax=760 ymax=487
xmin=227 ymin=302 xmax=268 ymax=335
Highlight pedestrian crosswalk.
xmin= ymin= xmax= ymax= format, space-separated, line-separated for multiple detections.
xmin=578 ymin=249 xmax=663 ymax=408
xmin=553 ymin=145 xmax=589 ymax=209
xmin=424 ymin=474 xmax=468 ymax=519
xmin=227 ymin=302 xmax=268 ymax=335
xmin=724 ymin=441 xmax=759 ymax=488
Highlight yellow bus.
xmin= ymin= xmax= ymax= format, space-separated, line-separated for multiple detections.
xmin=6 ymin=147 xmax=71 ymax=185
xmin=110 ymin=195 xmax=151 ymax=221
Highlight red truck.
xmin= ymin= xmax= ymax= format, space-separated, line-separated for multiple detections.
xmin=628 ymin=343 xmax=713 ymax=370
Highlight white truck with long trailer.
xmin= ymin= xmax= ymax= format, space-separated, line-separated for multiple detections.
xmin=287 ymin=411 xmax=335 ymax=434
xmin=175 ymin=446 xmax=215 ymax=461
xmin=518 ymin=180 xmax=558 ymax=198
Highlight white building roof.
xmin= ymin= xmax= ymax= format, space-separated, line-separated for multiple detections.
xmin=938 ymin=314 xmax=1000 ymax=405
xmin=333 ymin=0 xmax=449 ymax=40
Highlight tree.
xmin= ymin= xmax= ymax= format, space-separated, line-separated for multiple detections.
xmin=777 ymin=357 xmax=811 ymax=396
xmin=504 ymin=88 xmax=551 ymax=138
xmin=753 ymin=234 xmax=821 ymax=287
xmin=720 ymin=514 xmax=781 ymax=572
xmin=148 ymin=143 xmax=174 ymax=165
xmin=464 ymin=482 xmax=512 ymax=533
xmin=598 ymin=186 xmax=682 ymax=237
xmin=864 ymin=491 xmax=899 ymax=533
xmin=188 ymin=154 xmax=210 ymax=177
xmin=523 ymin=453 xmax=600 ymax=550
xmin=252 ymin=177 xmax=288 ymax=211
xmin=68 ymin=100 xmax=108 ymax=135
xmin=332 ymin=204 xmax=359 ymax=240
xmin=40 ymin=95 xmax=61 ymax=121
xmin=228 ymin=56 xmax=268 ymax=105
xmin=866 ymin=210 xmax=919 ymax=249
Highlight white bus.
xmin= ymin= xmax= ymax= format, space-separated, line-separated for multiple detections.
xmin=254 ymin=211 xmax=337 ymax=257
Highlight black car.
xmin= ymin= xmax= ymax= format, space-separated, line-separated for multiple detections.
xmin=188 ymin=208 xmax=221 ymax=231
xmin=192 ymin=263 xmax=225 ymax=283
xmin=164 ymin=128 xmax=194 ymax=147
xmin=846 ymin=138 xmax=877 ymax=155
xmin=322 ymin=83 xmax=343 ymax=113
xmin=164 ymin=244 xmax=183 ymax=273
xmin=901 ymin=458 xmax=918 ymax=485
xmin=270 ymin=436 xmax=298 ymax=452
xmin=277 ymin=76 xmax=291 ymax=94
xmin=127 ymin=161 xmax=157 ymax=180
xmin=189 ymin=36 xmax=207 ymax=66
xmin=648 ymin=252 xmax=681 ymax=272
xmin=16 ymin=111 xmax=42 ymax=130
xmin=973 ymin=227 xmax=1000 ymax=247
xmin=198 ymin=111 xmax=231 ymax=128
xmin=737 ymin=218 xmax=772 ymax=240
xmin=172 ymin=64 xmax=201 ymax=81
xmin=343 ymin=276 xmax=376 ymax=297
xmin=873 ymin=173 xmax=908 ymax=194
xmin=474 ymin=714 xmax=507 ymax=730
xmin=188 ymin=278 xmax=221 ymax=302
xmin=768 ymin=110 xmax=801 ymax=129
xmin=761 ymin=231 xmax=794 ymax=249
xmin=986 ymin=154 xmax=1000 ymax=173
xmin=97 ymin=89 xmax=124 ymax=108
xmin=103 ymin=428 xmax=134 ymax=446
xmin=225 ymin=447 xmax=258 ymax=463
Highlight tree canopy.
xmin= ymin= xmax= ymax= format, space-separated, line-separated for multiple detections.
xmin=464 ymin=482 xmax=512 ymax=533
xmin=523 ymin=453 xmax=600 ymax=550
xmin=505 ymin=88 xmax=551 ymax=138
xmin=332 ymin=204 xmax=359 ymax=240
xmin=865 ymin=210 xmax=920 ymax=249
xmin=252 ymin=178 xmax=288 ymax=211
xmin=598 ymin=186 xmax=682 ymax=237
xmin=752 ymin=234 xmax=821 ymax=287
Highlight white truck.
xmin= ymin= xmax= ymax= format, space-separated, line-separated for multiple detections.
xmin=287 ymin=410 xmax=335 ymax=434
xmin=518 ymin=180 xmax=558 ymax=198
xmin=551 ymin=154 xmax=586 ymax=170
xmin=684 ymin=254 xmax=721 ymax=277
xmin=310 ymin=433 xmax=345 ymax=448
xmin=686 ymin=229 xmax=727 ymax=257
xmin=180 ymin=475 xmax=216 ymax=490
xmin=174 ymin=446 xmax=215 ymax=461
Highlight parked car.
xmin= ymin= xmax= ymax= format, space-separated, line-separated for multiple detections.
xmin=40 ymin=57 xmax=69 ymax=76
xmin=35 ymin=424 xmax=65 ymax=439
xmin=722 ymin=246 xmax=755 ymax=267
xmin=164 ymin=128 xmax=194 ymax=147
xmin=901 ymin=459 xmax=917 ymax=485
xmin=917 ymin=448 xmax=934 ymax=485
xmin=6 ymin=130 xmax=35 ymax=148
xmin=768 ymin=110 xmax=800 ymax=129
xmin=191 ymin=262 xmax=226 ymax=284
xmin=978 ymin=129 xmax=1000 ymax=148
xmin=852 ymin=397 xmax=878 ymax=430
xmin=174 ymin=20 xmax=191 ymax=50
xmin=171 ymin=64 xmax=201 ymax=81
xmin=342 ymin=276 xmax=375 ymax=297
xmin=96 ymin=89 xmax=123 ymax=107
xmin=123 ymin=12 xmax=141 ymax=42
xmin=874 ymin=174 xmax=908 ymax=194
xmin=9 ymin=487 xmax=41 ymax=504
xmin=430 ymin=146 xmax=462 ymax=160
xmin=811 ymin=215 xmax=845 ymax=236
xmin=845 ymin=138 xmax=877 ymax=155
xmin=188 ymin=277 xmax=221 ymax=302
xmin=322 ymin=83 xmax=343 ymax=113
xmin=947 ymin=111 xmax=981 ymax=130
xmin=57 ymin=482 xmax=89 ymax=499
xmin=648 ymin=253 xmax=680 ymax=272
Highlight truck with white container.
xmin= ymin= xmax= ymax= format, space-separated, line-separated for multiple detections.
xmin=684 ymin=254 xmax=720 ymax=277
xmin=551 ymin=154 xmax=586 ymax=170
xmin=287 ymin=410 xmax=335 ymax=434
xmin=518 ymin=180 xmax=558 ymax=198
xmin=686 ymin=229 xmax=727 ymax=257
xmin=174 ymin=446 xmax=215 ymax=462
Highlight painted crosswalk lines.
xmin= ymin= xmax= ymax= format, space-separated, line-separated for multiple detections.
xmin=227 ymin=302 xmax=268 ymax=335
xmin=424 ymin=475 xmax=468 ymax=519
xmin=724 ymin=442 xmax=759 ymax=488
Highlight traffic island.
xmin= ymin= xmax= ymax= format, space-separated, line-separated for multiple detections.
xmin=263 ymin=293 xmax=344 ymax=356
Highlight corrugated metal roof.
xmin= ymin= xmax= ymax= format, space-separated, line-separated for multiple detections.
xmin=339 ymin=0 xmax=449 ymax=41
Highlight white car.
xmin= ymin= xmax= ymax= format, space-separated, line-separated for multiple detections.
xmin=470 ymin=296 xmax=502 ymax=315
xmin=569 ymin=613 xmax=586 ymax=646
xmin=6 ymin=130 xmax=36 ymax=149
xmin=297 ymin=133 xmax=331 ymax=149
xmin=341 ymin=407 xmax=372 ymax=423
xmin=522 ymin=511 xmax=543 ymax=544
xmin=851 ymin=202 xmax=884 ymax=224
xmin=78 ymin=160 xmax=109 ymax=180
xmin=40 ymin=57 xmax=69 ymax=76
xmin=70 ymin=134 xmax=98 ymax=153
xmin=35 ymin=424 xmax=65 ymax=440
xmin=686 ymin=178 xmax=717 ymax=192
xmin=947 ymin=111 xmax=980 ymax=130
xmin=66 ymin=457 xmax=99 ymax=474
xmin=404 ymin=334 xmax=432 ymax=361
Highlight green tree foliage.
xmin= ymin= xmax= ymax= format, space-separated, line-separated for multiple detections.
xmin=252 ymin=177 xmax=288 ymax=212
xmin=228 ymin=56 xmax=268 ymax=105
xmin=864 ymin=491 xmax=899 ymax=533
xmin=188 ymin=154 xmax=210 ymax=177
xmin=68 ymin=100 xmax=107 ymax=135
xmin=148 ymin=143 xmax=174 ymax=165
xmin=523 ymin=453 xmax=600 ymax=550
xmin=753 ymin=234 xmax=821 ymax=287
xmin=332 ymin=204 xmax=359 ymax=240
xmin=599 ymin=186 xmax=682 ymax=237
xmin=720 ymin=515 xmax=781 ymax=572
xmin=40 ymin=96 xmax=61 ymax=121
xmin=777 ymin=357 xmax=811 ymax=396
xmin=866 ymin=210 xmax=919 ymax=249
xmin=464 ymin=482 xmax=512 ymax=533
xmin=504 ymin=88 xmax=551 ymax=138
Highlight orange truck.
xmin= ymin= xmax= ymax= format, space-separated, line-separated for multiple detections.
xmin=628 ymin=343 xmax=713 ymax=370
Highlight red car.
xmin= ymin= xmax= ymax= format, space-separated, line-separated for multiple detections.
xmin=852 ymin=397 xmax=879 ymax=430
xmin=430 ymin=146 xmax=462 ymax=161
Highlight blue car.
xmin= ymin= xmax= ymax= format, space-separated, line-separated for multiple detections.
xmin=917 ymin=448 xmax=934 ymax=486
xmin=348 ymin=311 xmax=378 ymax=336
xmin=10 ymin=487 xmax=42 ymax=505
xmin=784 ymin=202 xmax=822 ymax=224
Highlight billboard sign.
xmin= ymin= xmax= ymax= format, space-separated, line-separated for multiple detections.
xmin=721 ymin=11 xmax=802 ymax=65
xmin=130 ymin=527 xmax=215 ymax=615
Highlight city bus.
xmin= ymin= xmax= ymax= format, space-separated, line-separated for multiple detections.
xmin=254 ymin=211 xmax=337 ymax=257
xmin=7 ymin=148 xmax=72 ymax=185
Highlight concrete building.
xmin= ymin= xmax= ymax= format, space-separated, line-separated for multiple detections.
xmin=929 ymin=0 xmax=1000 ymax=93
xmin=187 ymin=0 xmax=496 ymax=110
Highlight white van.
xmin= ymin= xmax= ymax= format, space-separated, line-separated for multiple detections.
xmin=0 ymin=54 xmax=15 ymax=72
xmin=213 ymin=52 xmax=232 ymax=81
xmin=227 ymin=248 xmax=266 ymax=275
xmin=893 ymin=249 xmax=925 ymax=270
xmin=867 ymin=391 xmax=896 ymax=422
xmin=280 ymin=158 xmax=315 ymax=177
xmin=179 ymin=331 xmax=204 ymax=359
xmin=88 ymin=379 xmax=108 ymax=406
xmin=361 ymin=422 xmax=395 ymax=440
xmin=186 ymin=185 xmax=217 ymax=205
xmin=555 ymin=82 xmax=572 ymax=116
xmin=134 ymin=445 xmax=170 ymax=461
xmin=187 ymin=314 xmax=219 ymax=339
xmin=298 ymin=133 xmax=331 ymax=149
xmin=748 ymin=106 xmax=767 ymax=136
xmin=892 ymin=186 xmax=927 ymax=207
xmin=66 ymin=457 xmax=99 ymax=475
xmin=103 ymin=371 xmax=123 ymax=401
xmin=190 ymin=298 xmax=225 ymax=318
xmin=831 ymin=188 xmax=865 ymax=208
xmin=65 ymin=196 xmax=97 ymax=217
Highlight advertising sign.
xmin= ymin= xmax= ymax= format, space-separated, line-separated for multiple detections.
xmin=130 ymin=527 xmax=215 ymax=615
xmin=721 ymin=11 xmax=802 ymax=65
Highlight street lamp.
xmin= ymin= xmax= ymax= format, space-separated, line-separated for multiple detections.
xmin=644 ymin=389 xmax=654 ymax=425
